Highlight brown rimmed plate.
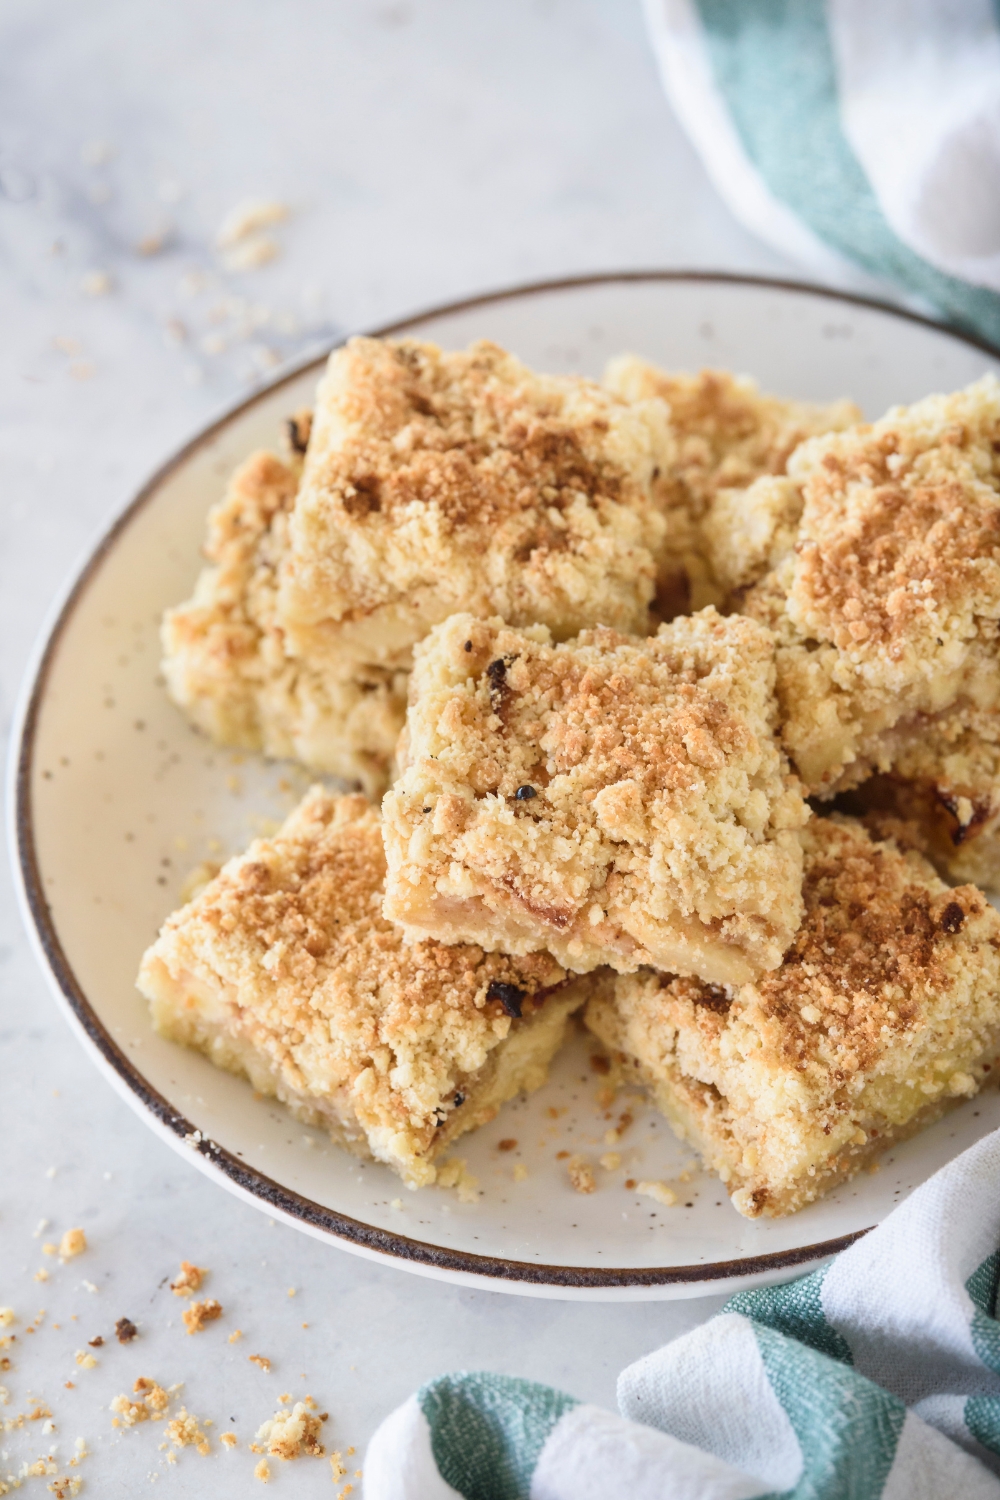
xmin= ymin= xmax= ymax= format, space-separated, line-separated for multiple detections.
xmin=12 ymin=272 xmax=1000 ymax=1299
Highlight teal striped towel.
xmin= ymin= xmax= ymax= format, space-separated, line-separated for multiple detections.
xmin=365 ymin=1129 xmax=1000 ymax=1497
xmin=643 ymin=0 xmax=1000 ymax=348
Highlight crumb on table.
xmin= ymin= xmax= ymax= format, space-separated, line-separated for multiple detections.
xmin=170 ymin=1262 xmax=207 ymax=1297
xmin=182 ymin=1299 xmax=223 ymax=1335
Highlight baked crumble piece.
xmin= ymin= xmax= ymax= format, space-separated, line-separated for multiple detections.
xmin=585 ymin=815 xmax=1000 ymax=1218
xmin=382 ymin=609 xmax=808 ymax=985
xmin=162 ymin=447 xmax=406 ymax=796
xmin=740 ymin=376 xmax=1000 ymax=794
xmin=833 ymin=704 xmax=1000 ymax=891
xmin=603 ymin=356 xmax=859 ymax=614
xmin=276 ymin=337 xmax=672 ymax=668
xmin=137 ymin=789 xmax=593 ymax=1187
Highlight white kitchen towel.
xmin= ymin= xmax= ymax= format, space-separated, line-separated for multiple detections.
xmin=365 ymin=1127 xmax=1000 ymax=1498
xmin=643 ymin=0 xmax=1000 ymax=347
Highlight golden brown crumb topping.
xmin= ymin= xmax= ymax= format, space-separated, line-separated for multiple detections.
xmin=649 ymin=816 xmax=994 ymax=1081
xmin=278 ymin=337 xmax=671 ymax=651
xmin=383 ymin=610 xmax=807 ymax=981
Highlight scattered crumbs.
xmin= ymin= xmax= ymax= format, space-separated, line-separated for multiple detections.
xmin=301 ymin=1323 xmax=309 ymax=1330
xmin=513 ymin=1163 xmax=528 ymax=1182
xmin=568 ymin=1157 xmax=596 ymax=1195
xmin=624 ymin=1178 xmax=637 ymax=1191
xmin=545 ymin=1106 xmax=566 ymax=1120
xmin=497 ymin=1139 xmax=518 ymax=1153
xmin=34 ymin=1269 xmax=50 ymax=1283
xmin=81 ymin=1282 xmax=98 ymax=1294
xmin=47 ymin=1477 xmax=81 ymax=1498
xmin=596 ymin=1085 xmax=616 ymax=1109
xmin=555 ymin=1150 xmax=570 ymax=1161
xmin=170 ymin=1262 xmax=207 ymax=1298
xmin=603 ymin=1128 xmax=620 ymax=1146
xmin=347 ymin=1447 xmax=355 ymax=1456
xmin=222 ymin=237 xmax=279 ymax=272
xmin=599 ymin=1152 xmax=622 ymax=1172
xmin=637 ymin=1181 xmax=678 ymax=1208
xmin=115 ymin=1318 xmax=138 ymax=1344
xmin=435 ymin=1158 xmax=480 ymax=1203
xmin=88 ymin=1336 xmax=104 ymax=1348
xmin=390 ymin=1199 xmax=404 ymax=1212
xmin=278 ymin=1394 xmax=291 ymax=1405
xmin=228 ymin=1330 xmax=243 ymax=1344
xmin=254 ymin=1458 xmax=270 ymax=1483
xmin=182 ymin=1299 xmax=222 ymax=1335
xmin=870 ymin=1161 xmax=881 ymax=1174
xmin=220 ymin=1431 xmax=237 ymax=1448
xmin=0 ymin=1311 xmax=13 ymax=1329
xmin=330 ymin=1451 xmax=346 ymax=1481
xmin=166 ymin=1407 xmax=210 ymax=1455
xmin=287 ymin=1287 xmax=296 ymax=1298
xmin=678 ymin=1170 xmax=693 ymax=1184
xmin=253 ymin=1400 xmax=326 ymax=1460
xmin=69 ymin=361 xmax=96 ymax=382
xmin=74 ymin=1349 xmax=97 ymax=1370
xmin=0 ymin=1357 xmax=11 ymax=1373
xmin=64 ymin=1382 xmax=75 ymax=1390
xmin=616 ymin=1111 xmax=634 ymax=1137
xmin=59 ymin=1230 xmax=87 ymax=1261
xmin=216 ymin=199 xmax=288 ymax=248
xmin=589 ymin=1054 xmax=611 ymax=1076
xmin=42 ymin=1243 xmax=57 ymax=1257
xmin=80 ymin=270 xmax=112 ymax=297
xmin=249 ymin=1355 xmax=271 ymax=1372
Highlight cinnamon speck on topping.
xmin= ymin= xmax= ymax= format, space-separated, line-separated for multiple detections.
xmin=59 ymin=1229 xmax=87 ymax=1260
xmin=182 ymin=1299 xmax=222 ymax=1335
xmin=170 ymin=1261 xmax=207 ymax=1297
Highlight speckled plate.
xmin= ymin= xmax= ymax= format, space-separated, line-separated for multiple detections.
xmin=12 ymin=273 xmax=1000 ymax=1300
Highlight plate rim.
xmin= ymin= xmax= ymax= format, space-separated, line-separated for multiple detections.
xmin=11 ymin=267 xmax=995 ymax=1290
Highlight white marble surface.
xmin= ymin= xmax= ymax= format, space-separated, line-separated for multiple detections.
xmin=0 ymin=3 xmax=903 ymax=1494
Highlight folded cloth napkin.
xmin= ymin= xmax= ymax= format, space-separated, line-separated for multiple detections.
xmin=643 ymin=0 xmax=1000 ymax=347
xmin=365 ymin=1128 xmax=1000 ymax=1498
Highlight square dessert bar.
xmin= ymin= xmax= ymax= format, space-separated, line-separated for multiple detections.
xmin=382 ymin=609 xmax=808 ymax=986
xmin=275 ymin=337 xmax=673 ymax=669
xmin=584 ymin=815 xmax=1000 ymax=1218
xmin=162 ymin=446 xmax=406 ymax=796
xmin=603 ymin=356 xmax=859 ymax=614
xmin=138 ymin=789 xmax=591 ymax=1188
xmin=740 ymin=376 xmax=1000 ymax=795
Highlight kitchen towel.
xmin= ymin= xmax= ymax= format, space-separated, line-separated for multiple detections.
xmin=643 ymin=0 xmax=1000 ymax=348
xmin=365 ymin=1127 xmax=1000 ymax=1497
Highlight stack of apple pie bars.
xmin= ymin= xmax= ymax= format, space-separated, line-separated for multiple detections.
xmin=139 ymin=337 xmax=1000 ymax=1217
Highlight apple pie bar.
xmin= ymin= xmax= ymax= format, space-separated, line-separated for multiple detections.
xmin=584 ymin=815 xmax=1000 ymax=1218
xmin=603 ymin=356 xmax=859 ymax=615
xmin=162 ymin=445 xmax=407 ymax=796
xmin=275 ymin=336 xmax=673 ymax=669
xmin=739 ymin=375 xmax=1000 ymax=795
xmin=381 ymin=608 xmax=809 ymax=985
xmin=137 ymin=788 xmax=592 ymax=1188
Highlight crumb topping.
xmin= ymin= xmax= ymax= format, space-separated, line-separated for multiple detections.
xmin=278 ymin=336 xmax=671 ymax=652
xmin=139 ymin=790 xmax=566 ymax=1172
xmin=170 ymin=1262 xmax=207 ymax=1298
xmin=383 ymin=610 xmax=807 ymax=982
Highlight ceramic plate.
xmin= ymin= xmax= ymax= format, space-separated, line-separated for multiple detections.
xmin=13 ymin=273 xmax=1000 ymax=1301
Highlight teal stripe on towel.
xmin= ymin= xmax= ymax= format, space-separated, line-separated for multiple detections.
xmin=726 ymin=1264 xmax=853 ymax=1367
xmin=418 ymin=1371 xmax=577 ymax=1500
xmin=693 ymin=0 xmax=1000 ymax=348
